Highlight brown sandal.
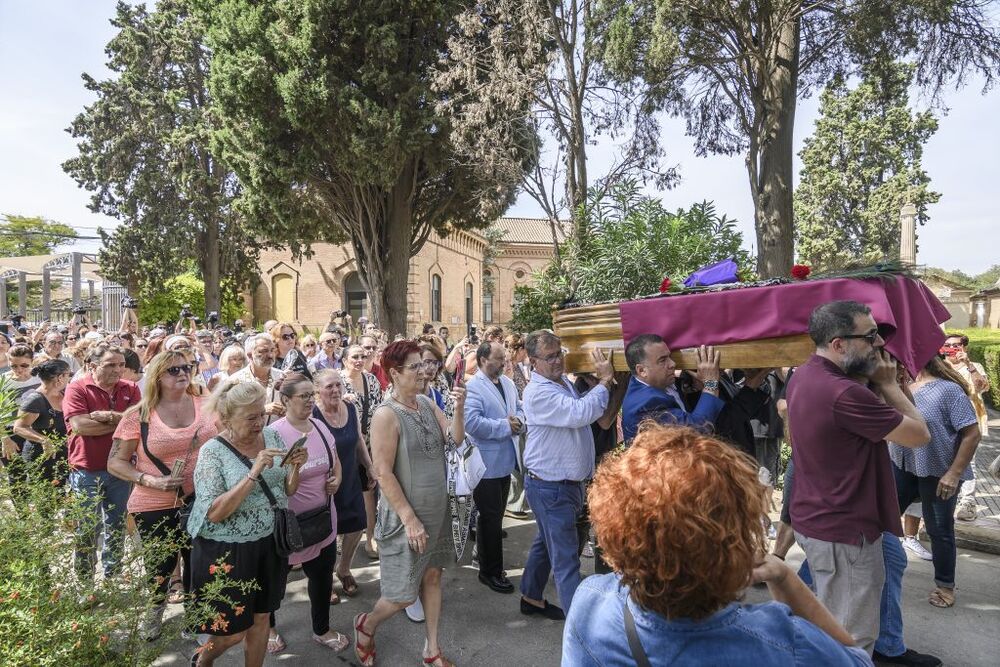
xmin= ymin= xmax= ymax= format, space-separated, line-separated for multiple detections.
xmin=339 ymin=572 xmax=360 ymax=597
xmin=928 ymin=587 xmax=955 ymax=608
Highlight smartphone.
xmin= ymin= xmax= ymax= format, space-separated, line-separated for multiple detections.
xmin=282 ymin=436 xmax=308 ymax=466
xmin=453 ymin=357 xmax=466 ymax=388
xmin=170 ymin=458 xmax=186 ymax=479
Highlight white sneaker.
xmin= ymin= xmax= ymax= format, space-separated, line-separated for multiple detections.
xmin=955 ymin=499 xmax=978 ymax=521
xmin=901 ymin=536 xmax=933 ymax=561
xmin=405 ymin=597 xmax=425 ymax=623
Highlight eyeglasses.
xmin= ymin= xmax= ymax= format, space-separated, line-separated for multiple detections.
xmin=321 ymin=340 xmax=337 ymax=346
xmin=165 ymin=364 xmax=194 ymax=376
xmin=402 ymin=362 xmax=424 ymax=372
xmin=535 ymin=349 xmax=565 ymax=365
xmin=293 ymin=391 xmax=315 ymax=401
xmin=422 ymin=360 xmax=442 ymax=368
xmin=835 ymin=330 xmax=880 ymax=345
xmin=281 ymin=332 xmax=297 ymax=341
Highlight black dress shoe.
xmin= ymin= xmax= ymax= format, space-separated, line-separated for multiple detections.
xmin=519 ymin=596 xmax=565 ymax=620
xmin=478 ymin=572 xmax=515 ymax=593
xmin=873 ymin=649 xmax=942 ymax=667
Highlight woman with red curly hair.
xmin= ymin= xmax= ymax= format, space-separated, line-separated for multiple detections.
xmin=563 ymin=424 xmax=872 ymax=667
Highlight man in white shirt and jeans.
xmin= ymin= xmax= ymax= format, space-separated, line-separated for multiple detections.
xmin=518 ymin=330 xmax=613 ymax=620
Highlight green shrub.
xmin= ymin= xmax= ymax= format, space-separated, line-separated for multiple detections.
xmin=137 ymin=272 xmax=245 ymax=326
xmin=984 ymin=345 xmax=1000 ymax=409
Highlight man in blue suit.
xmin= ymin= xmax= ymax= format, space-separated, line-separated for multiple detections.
xmin=465 ymin=341 xmax=524 ymax=594
xmin=622 ymin=334 xmax=725 ymax=442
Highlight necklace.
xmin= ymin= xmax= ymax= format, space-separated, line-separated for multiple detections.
xmin=321 ymin=403 xmax=347 ymax=428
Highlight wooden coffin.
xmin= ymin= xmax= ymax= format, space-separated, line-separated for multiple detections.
xmin=552 ymin=302 xmax=815 ymax=374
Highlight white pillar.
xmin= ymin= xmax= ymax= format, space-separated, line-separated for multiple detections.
xmin=899 ymin=202 xmax=917 ymax=265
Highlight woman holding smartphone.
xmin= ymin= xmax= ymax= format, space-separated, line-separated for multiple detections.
xmin=108 ymin=350 xmax=219 ymax=639
xmin=266 ymin=373 xmax=348 ymax=654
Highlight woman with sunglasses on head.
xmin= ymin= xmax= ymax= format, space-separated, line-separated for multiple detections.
xmin=265 ymin=372 xmax=348 ymax=655
xmin=11 ymin=358 xmax=71 ymax=485
xmin=269 ymin=322 xmax=311 ymax=379
xmin=107 ymin=350 xmax=219 ymax=639
xmin=185 ymin=380 xmax=307 ymax=667
xmin=353 ymin=340 xmax=466 ymax=667
xmin=341 ymin=343 xmax=384 ymax=559
xmin=312 ymin=369 xmax=375 ymax=602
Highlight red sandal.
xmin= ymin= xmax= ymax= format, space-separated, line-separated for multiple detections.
xmin=353 ymin=613 xmax=376 ymax=666
xmin=422 ymin=652 xmax=455 ymax=667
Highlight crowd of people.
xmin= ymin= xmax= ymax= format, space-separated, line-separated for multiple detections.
xmin=0 ymin=301 xmax=995 ymax=666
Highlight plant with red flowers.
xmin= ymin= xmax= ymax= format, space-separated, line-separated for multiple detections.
xmin=791 ymin=264 xmax=811 ymax=280
xmin=659 ymin=277 xmax=672 ymax=293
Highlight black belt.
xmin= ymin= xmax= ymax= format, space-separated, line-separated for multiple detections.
xmin=526 ymin=471 xmax=583 ymax=485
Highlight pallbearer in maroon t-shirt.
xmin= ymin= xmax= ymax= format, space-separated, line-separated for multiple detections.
xmin=786 ymin=301 xmax=930 ymax=655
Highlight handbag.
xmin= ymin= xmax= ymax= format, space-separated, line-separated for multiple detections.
xmin=294 ymin=419 xmax=335 ymax=548
xmin=446 ymin=436 xmax=485 ymax=560
xmin=216 ymin=435 xmax=303 ymax=557
xmin=139 ymin=420 xmax=195 ymax=532
xmin=624 ymin=598 xmax=652 ymax=667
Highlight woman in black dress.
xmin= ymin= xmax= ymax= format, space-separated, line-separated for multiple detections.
xmin=312 ymin=369 xmax=376 ymax=600
xmin=12 ymin=359 xmax=72 ymax=484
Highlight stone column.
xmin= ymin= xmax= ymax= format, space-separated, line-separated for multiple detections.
xmin=0 ymin=280 xmax=7 ymax=318
xmin=17 ymin=272 xmax=27 ymax=316
xmin=42 ymin=268 xmax=51 ymax=320
xmin=899 ymin=203 xmax=917 ymax=265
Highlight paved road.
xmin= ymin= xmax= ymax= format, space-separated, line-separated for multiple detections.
xmin=157 ymin=514 xmax=1000 ymax=666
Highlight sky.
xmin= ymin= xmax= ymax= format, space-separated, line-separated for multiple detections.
xmin=1 ymin=1 xmax=998 ymax=276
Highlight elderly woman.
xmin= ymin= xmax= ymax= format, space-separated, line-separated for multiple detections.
xmin=208 ymin=344 xmax=248 ymax=391
xmin=300 ymin=334 xmax=319 ymax=361
xmin=563 ymin=424 xmax=871 ymax=666
xmin=269 ymin=322 xmax=311 ymax=378
xmin=185 ymin=381 xmax=308 ymax=667
xmin=341 ymin=342 xmax=384 ymax=558
xmin=266 ymin=372 xmax=348 ymax=655
xmin=312 ymin=369 xmax=375 ymax=601
xmin=353 ymin=340 xmax=465 ymax=667
xmin=12 ymin=358 xmax=72 ymax=484
xmin=107 ymin=350 xmax=219 ymax=639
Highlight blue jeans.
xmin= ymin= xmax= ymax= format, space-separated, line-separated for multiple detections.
xmin=69 ymin=469 xmax=131 ymax=580
xmin=521 ymin=477 xmax=584 ymax=611
xmin=893 ymin=464 xmax=958 ymax=588
xmin=799 ymin=532 xmax=908 ymax=657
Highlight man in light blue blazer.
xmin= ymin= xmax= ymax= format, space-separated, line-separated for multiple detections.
xmin=465 ymin=341 xmax=524 ymax=594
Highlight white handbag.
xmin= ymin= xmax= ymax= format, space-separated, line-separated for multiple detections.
xmin=447 ymin=439 xmax=487 ymax=497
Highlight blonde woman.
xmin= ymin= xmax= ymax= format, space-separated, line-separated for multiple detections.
xmin=301 ymin=334 xmax=319 ymax=361
xmin=186 ymin=380 xmax=307 ymax=667
xmin=107 ymin=350 xmax=219 ymax=638
xmin=208 ymin=344 xmax=248 ymax=391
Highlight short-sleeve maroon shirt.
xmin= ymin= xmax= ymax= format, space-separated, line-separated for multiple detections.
xmin=786 ymin=355 xmax=904 ymax=545
xmin=62 ymin=375 xmax=141 ymax=472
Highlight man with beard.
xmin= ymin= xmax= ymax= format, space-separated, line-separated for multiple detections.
xmin=786 ymin=301 xmax=930 ymax=656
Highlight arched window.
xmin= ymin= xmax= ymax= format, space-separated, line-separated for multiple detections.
xmin=344 ymin=272 xmax=368 ymax=321
xmin=465 ymin=281 xmax=474 ymax=325
xmin=431 ymin=274 xmax=442 ymax=322
xmin=482 ymin=270 xmax=494 ymax=323
xmin=271 ymin=273 xmax=295 ymax=322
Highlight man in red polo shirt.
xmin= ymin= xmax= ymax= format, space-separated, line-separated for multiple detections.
xmin=786 ymin=301 xmax=929 ymax=655
xmin=63 ymin=345 xmax=140 ymax=581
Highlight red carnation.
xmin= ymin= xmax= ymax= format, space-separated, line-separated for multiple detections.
xmin=659 ymin=277 xmax=672 ymax=293
xmin=791 ymin=264 xmax=811 ymax=280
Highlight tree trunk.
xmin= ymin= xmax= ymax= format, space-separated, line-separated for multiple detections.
xmin=202 ymin=216 xmax=222 ymax=316
xmin=352 ymin=162 xmax=415 ymax=337
xmin=752 ymin=16 xmax=800 ymax=278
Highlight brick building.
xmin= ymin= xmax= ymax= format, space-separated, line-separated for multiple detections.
xmin=249 ymin=217 xmax=561 ymax=334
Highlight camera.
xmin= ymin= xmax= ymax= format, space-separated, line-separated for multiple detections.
xmin=180 ymin=304 xmax=193 ymax=319
xmin=72 ymin=305 xmax=87 ymax=316
xmin=122 ymin=296 xmax=139 ymax=309
xmin=207 ymin=311 xmax=219 ymax=326
xmin=331 ymin=309 xmax=348 ymax=319
xmin=468 ymin=324 xmax=479 ymax=344
xmin=233 ymin=319 xmax=244 ymax=333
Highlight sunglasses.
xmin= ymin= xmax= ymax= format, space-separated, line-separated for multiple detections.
xmin=281 ymin=332 xmax=297 ymax=341
xmin=834 ymin=329 xmax=880 ymax=345
xmin=941 ymin=343 xmax=962 ymax=349
xmin=165 ymin=364 xmax=194 ymax=376
xmin=321 ymin=340 xmax=337 ymax=346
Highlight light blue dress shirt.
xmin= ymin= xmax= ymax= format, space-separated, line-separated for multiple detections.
xmin=522 ymin=371 xmax=609 ymax=482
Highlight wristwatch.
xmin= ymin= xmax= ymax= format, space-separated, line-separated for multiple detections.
xmin=703 ymin=379 xmax=720 ymax=392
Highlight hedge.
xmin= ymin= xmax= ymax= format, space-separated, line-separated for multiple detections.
xmin=985 ymin=345 xmax=1000 ymax=409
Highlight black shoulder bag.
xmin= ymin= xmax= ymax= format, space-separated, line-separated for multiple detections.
xmin=216 ymin=435 xmax=303 ymax=557
xmin=624 ymin=599 xmax=652 ymax=667
xmin=293 ymin=418 xmax=335 ymax=548
xmin=139 ymin=420 xmax=195 ymax=531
